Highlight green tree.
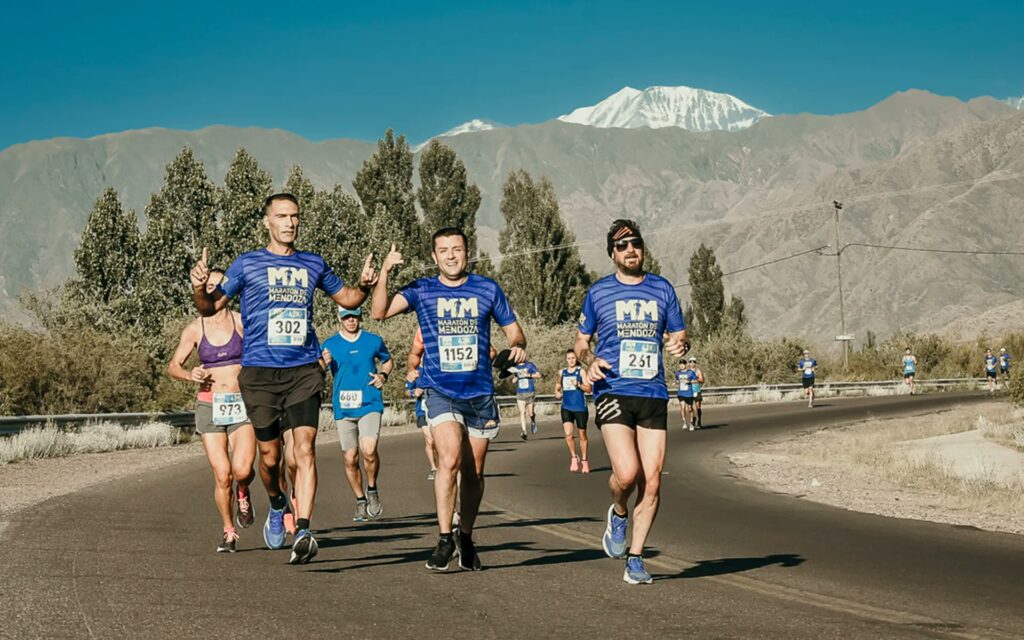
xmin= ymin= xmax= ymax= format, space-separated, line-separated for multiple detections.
xmin=73 ymin=188 xmax=140 ymax=307
xmin=417 ymin=140 xmax=482 ymax=247
xmin=136 ymin=148 xmax=217 ymax=337
xmin=218 ymin=148 xmax=272 ymax=261
xmin=283 ymin=164 xmax=316 ymax=213
xmin=644 ymin=247 xmax=663 ymax=276
xmin=497 ymin=170 xmax=591 ymax=324
xmin=353 ymin=129 xmax=424 ymax=265
xmin=303 ymin=184 xmax=365 ymax=320
xmin=687 ymin=243 xmax=726 ymax=338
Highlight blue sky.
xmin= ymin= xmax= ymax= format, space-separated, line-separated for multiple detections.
xmin=3 ymin=1 xmax=1021 ymax=150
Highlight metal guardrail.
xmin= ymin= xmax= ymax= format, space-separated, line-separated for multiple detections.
xmin=0 ymin=378 xmax=989 ymax=436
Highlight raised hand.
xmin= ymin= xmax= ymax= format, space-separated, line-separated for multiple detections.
xmin=382 ymin=243 xmax=405 ymax=272
xmin=358 ymin=253 xmax=379 ymax=290
xmin=190 ymin=247 xmax=210 ymax=289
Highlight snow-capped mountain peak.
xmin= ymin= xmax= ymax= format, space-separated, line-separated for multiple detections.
xmin=415 ymin=119 xmax=506 ymax=151
xmin=558 ymin=85 xmax=769 ymax=132
xmin=1006 ymin=96 xmax=1024 ymax=110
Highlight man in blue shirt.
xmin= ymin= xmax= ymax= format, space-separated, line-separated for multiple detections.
xmin=985 ymin=348 xmax=999 ymax=392
xmin=372 ymin=229 xmax=527 ymax=573
xmin=798 ymin=350 xmax=817 ymax=408
xmin=321 ymin=306 xmax=393 ymax=522
xmin=515 ymin=361 xmax=542 ymax=440
xmin=190 ymin=192 xmax=378 ymax=565
xmin=999 ymin=347 xmax=1011 ymax=384
xmin=902 ymin=348 xmax=918 ymax=395
xmin=574 ymin=219 xmax=688 ymax=585
xmin=555 ymin=349 xmax=592 ymax=472
xmin=675 ymin=359 xmax=700 ymax=431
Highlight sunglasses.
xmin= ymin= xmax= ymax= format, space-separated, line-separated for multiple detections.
xmin=612 ymin=237 xmax=644 ymax=252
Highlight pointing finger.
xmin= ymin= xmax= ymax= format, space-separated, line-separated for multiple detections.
xmin=201 ymin=247 xmax=208 ymax=264
xmin=364 ymin=254 xmax=374 ymax=268
xmin=390 ymin=243 xmax=397 ymax=254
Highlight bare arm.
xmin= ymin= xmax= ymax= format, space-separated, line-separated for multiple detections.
xmin=500 ymin=321 xmax=527 ymax=364
xmin=575 ymin=331 xmax=612 ymax=381
xmin=331 ymin=253 xmax=378 ymax=310
xmin=189 ymin=248 xmax=229 ymax=317
xmin=167 ymin=321 xmax=209 ymax=384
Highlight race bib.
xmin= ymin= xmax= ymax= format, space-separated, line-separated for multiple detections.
xmin=803 ymin=368 xmax=813 ymax=376
xmin=268 ymin=308 xmax=307 ymax=346
xmin=620 ymin=340 xmax=659 ymax=379
xmin=338 ymin=390 xmax=362 ymax=409
xmin=518 ymin=377 xmax=531 ymax=390
xmin=439 ymin=335 xmax=478 ymax=372
xmin=679 ymin=380 xmax=691 ymax=392
xmin=562 ymin=376 xmax=578 ymax=392
xmin=212 ymin=392 xmax=247 ymax=425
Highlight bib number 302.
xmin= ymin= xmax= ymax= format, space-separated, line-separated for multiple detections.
xmin=620 ymin=340 xmax=659 ymax=379
xmin=268 ymin=308 xmax=307 ymax=346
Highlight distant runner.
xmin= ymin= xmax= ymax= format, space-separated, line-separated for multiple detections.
xmin=372 ymin=229 xmax=527 ymax=572
xmin=407 ymin=328 xmax=438 ymax=480
xmin=191 ymin=192 xmax=378 ymax=565
xmin=554 ymin=349 xmax=592 ymax=473
xmin=321 ymin=306 xmax=393 ymax=522
xmin=169 ymin=269 xmax=255 ymax=553
xmin=902 ymin=348 xmax=918 ymax=395
xmin=999 ymin=347 xmax=1011 ymax=383
xmin=985 ymin=348 xmax=998 ymax=392
xmin=689 ymin=357 xmax=705 ymax=429
xmin=798 ymin=350 xmax=817 ymax=408
xmin=515 ymin=361 xmax=541 ymax=440
xmin=574 ymin=219 xmax=688 ymax=585
xmin=674 ymin=359 xmax=698 ymax=431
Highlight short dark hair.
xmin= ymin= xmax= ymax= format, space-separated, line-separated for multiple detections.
xmin=606 ymin=218 xmax=643 ymax=256
xmin=432 ymin=227 xmax=468 ymax=250
xmin=566 ymin=348 xmax=576 ymax=355
xmin=263 ymin=192 xmax=300 ymax=215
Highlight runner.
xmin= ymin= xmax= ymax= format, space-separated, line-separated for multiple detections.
xmin=371 ymin=229 xmax=527 ymax=572
xmin=798 ymin=349 xmax=817 ymax=408
xmin=515 ymin=360 xmax=541 ymax=440
xmin=574 ymin=219 xmax=688 ymax=585
xmin=999 ymin=347 xmax=1011 ymax=383
xmin=190 ymin=192 xmax=378 ymax=565
xmin=902 ymin=348 xmax=918 ymax=395
xmin=554 ymin=349 xmax=592 ymax=472
xmin=674 ymin=360 xmax=697 ymax=431
xmin=168 ymin=269 xmax=255 ymax=553
xmin=321 ymin=306 xmax=393 ymax=522
xmin=407 ymin=328 xmax=438 ymax=480
xmin=985 ymin=348 xmax=998 ymax=392
xmin=689 ymin=357 xmax=706 ymax=429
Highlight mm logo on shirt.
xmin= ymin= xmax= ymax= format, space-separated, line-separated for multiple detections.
xmin=267 ymin=267 xmax=309 ymax=288
xmin=615 ymin=299 xmax=659 ymax=322
xmin=437 ymin=297 xmax=479 ymax=318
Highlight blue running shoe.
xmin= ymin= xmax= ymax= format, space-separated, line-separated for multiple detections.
xmin=602 ymin=504 xmax=628 ymax=558
xmin=623 ymin=556 xmax=653 ymax=584
xmin=288 ymin=529 xmax=319 ymax=565
xmin=263 ymin=504 xmax=287 ymax=550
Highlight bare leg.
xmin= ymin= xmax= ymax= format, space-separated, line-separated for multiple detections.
xmin=517 ymin=400 xmax=528 ymax=434
xmin=628 ymin=427 xmax=667 ymax=555
xmin=458 ymin=435 xmax=490 ymax=534
xmin=361 ymin=437 xmax=380 ymax=487
xmin=202 ymin=433 xmax=234 ymax=530
xmin=601 ymin=424 xmax=641 ymax=516
xmin=257 ymin=437 xmax=282 ymax=498
xmin=562 ymin=421 xmax=577 ymax=458
xmin=432 ymin=421 xmax=463 ymax=533
xmin=579 ymin=427 xmax=590 ymax=461
xmin=227 ymin=425 xmax=256 ymax=493
xmin=422 ymin=428 xmax=437 ymax=471
xmin=290 ymin=426 xmax=318 ymax=522
xmin=342 ymin=447 xmax=364 ymax=499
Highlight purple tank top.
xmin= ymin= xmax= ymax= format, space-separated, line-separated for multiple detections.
xmin=198 ymin=315 xmax=243 ymax=368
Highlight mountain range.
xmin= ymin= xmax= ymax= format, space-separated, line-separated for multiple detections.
xmin=3 ymin=88 xmax=1023 ymax=345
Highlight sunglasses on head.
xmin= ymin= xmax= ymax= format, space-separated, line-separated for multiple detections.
xmin=613 ymin=237 xmax=644 ymax=252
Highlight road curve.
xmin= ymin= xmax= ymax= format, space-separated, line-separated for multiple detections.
xmin=2 ymin=392 xmax=1021 ymax=639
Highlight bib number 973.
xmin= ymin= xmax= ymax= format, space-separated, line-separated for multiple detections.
xmin=212 ymin=392 xmax=247 ymax=425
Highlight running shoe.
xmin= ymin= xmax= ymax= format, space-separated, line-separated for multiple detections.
xmin=520 ymin=431 xmax=528 ymax=441
xmin=217 ymin=528 xmax=239 ymax=553
xmin=581 ymin=459 xmax=591 ymax=474
xmin=283 ymin=494 xmax=296 ymax=535
xmin=426 ymin=535 xmax=457 ymax=571
xmin=570 ymin=456 xmax=580 ymax=473
xmin=366 ymin=489 xmax=383 ymax=519
xmin=235 ymin=488 xmax=254 ymax=529
xmin=623 ymin=556 xmax=653 ymax=584
xmin=530 ymin=418 xmax=537 ymax=434
xmin=457 ymin=532 xmax=482 ymax=571
xmin=688 ymin=423 xmax=695 ymax=432
xmin=602 ymin=504 xmax=628 ymax=559
xmin=353 ymin=499 xmax=368 ymax=522
xmin=288 ymin=529 xmax=319 ymax=565
xmin=427 ymin=469 xmax=436 ymax=481
xmin=263 ymin=504 xmax=287 ymax=550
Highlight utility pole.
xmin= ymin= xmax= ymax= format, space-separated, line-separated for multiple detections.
xmin=833 ymin=200 xmax=849 ymax=370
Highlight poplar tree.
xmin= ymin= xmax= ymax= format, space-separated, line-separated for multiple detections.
xmin=218 ymin=148 xmax=272 ymax=260
xmin=687 ymin=243 xmax=727 ymax=338
xmin=417 ymin=140 xmax=482 ymax=247
xmin=73 ymin=188 xmax=139 ymax=306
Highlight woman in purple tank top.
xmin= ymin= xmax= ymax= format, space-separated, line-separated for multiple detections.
xmin=168 ymin=269 xmax=256 ymax=553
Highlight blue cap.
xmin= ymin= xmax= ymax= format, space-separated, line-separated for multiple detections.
xmin=337 ymin=306 xmax=362 ymax=319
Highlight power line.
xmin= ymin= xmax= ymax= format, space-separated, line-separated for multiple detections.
xmin=674 ymin=245 xmax=830 ymax=289
xmin=835 ymin=242 xmax=1024 ymax=257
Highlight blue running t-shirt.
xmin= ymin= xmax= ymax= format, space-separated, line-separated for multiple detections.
xmin=399 ymin=274 xmax=517 ymax=400
xmin=577 ymin=273 xmax=686 ymax=401
xmin=405 ymin=374 xmax=426 ymax=418
xmin=1000 ymin=353 xmax=1011 ymax=370
xmin=515 ymin=362 xmax=539 ymax=394
xmin=985 ymin=355 xmax=998 ymax=373
xmin=676 ymin=368 xmax=698 ymax=398
xmin=799 ymin=358 xmax=817 ymax=378
xmin=218 ymin=249 xmax=343 ymax=368
xmin=560 ymin=367 xmax=587 ymax=412
xmin=903 ymin=356 xmax=916 ymax=375
xmin=322 ymin=331 xmax=391 ymax=420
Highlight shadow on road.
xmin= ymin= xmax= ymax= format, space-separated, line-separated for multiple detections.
xmin=477 ymin=515 xmax=601 ymax=530
xmin=665 ymin=554 xmax=805 ymax=580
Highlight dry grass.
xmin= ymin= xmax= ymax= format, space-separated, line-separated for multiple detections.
xmin=0 ymin=421 xmax=181 ymax=465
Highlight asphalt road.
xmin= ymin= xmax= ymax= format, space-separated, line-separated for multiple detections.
xmin=3 ymin=392 xmax=1021 ymax=639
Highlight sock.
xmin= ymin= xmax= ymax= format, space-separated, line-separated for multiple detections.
xmin=367 ymin=485 xmax=377 ymax=492
xmin=269 ymin=493 xmax=287 ymax=510
xmin=439 ymin=532 xmax=453 ymax=542
xmin=356 ymin=496 xmax=367 ymax=503
xmin=613 ymin=508 xmax=628 ymax=519
xmin=696 ymin=408 xmax=702 ymax=423
xmin=627 ymin=553 xmax=642 ymax=561
xmin=296 ymin=518 xmax=310 ymax=532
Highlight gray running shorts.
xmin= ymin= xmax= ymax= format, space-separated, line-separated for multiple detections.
xmin=337 ymin=413 xmax=383 ymax=451
xmin=195 ymin=401 xmax=250 ymax=436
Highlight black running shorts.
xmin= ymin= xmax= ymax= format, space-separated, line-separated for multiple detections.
xmin=802 ymin=377 xmax=815 ymax=389
xmin=239 ymin=362 xmax=325 ymax=440
xmin=594 ymin=394 xmax=667 ymax=430
xmin=678 ymin=395 xmax=695 ymax=405
xmin=560 ymin=408 xmax=589 ymax=430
